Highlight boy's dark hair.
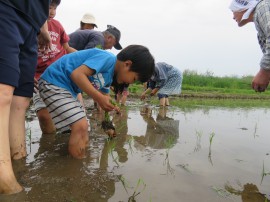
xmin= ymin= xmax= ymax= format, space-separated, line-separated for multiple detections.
xmin=117 ymin=45 xmax=155 ymax=83
xmin=51 ymin=0 xmax=61 ymax=6
xmin=112 ymin=45 xmax=155 ymax=95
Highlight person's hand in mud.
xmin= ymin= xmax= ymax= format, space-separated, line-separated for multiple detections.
xmin=95 ymin=94 xmax=116 ymax=112
xmin=252 ymin=68 xmax=270 ymax=92
xmin=141 ymin=92 xmax=146 ymax=100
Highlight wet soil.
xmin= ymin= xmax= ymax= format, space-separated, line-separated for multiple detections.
xmin=1 ymin=98 xmax=270 ymax=202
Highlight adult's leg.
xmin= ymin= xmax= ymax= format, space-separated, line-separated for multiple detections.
xmin=9 ymin=96 xmax=30 ymax=160
xmin=0 ymin=84 xmax=22 ymax=194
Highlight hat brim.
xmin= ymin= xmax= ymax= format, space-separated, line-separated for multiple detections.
xmin=114 ymin=42 xmax=122 ymax=50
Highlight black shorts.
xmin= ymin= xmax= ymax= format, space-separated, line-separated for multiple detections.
xmin=0 ymin=2 xmax=38 ymax=97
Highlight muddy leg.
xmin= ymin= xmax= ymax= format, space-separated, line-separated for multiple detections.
xmin=69 ymin=118 xmax=89 ymax=159
xmin=0 ymin=84 xmax=22 ymax=194
xmin=159 ymin=97 xmax=165 ymax=106
xmin=37 ymin=108 xmax=56 ymax=134
xmin=9 ymin=96 xmax=29 ymax=160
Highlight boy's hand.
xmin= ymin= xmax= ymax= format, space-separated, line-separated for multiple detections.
xmin=141 ymin=92 xmax=146 ymax=100
xmin=38 ymin=21 xmax=52 ymax=54
xmin=96 ymin=94 xmax=116 ymax=111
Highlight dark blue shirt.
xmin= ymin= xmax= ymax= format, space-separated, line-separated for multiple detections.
xmin=0 ymin=0 xmax=49 ymax=31
xmin=69 ymin=29 xmax=105 ymax=50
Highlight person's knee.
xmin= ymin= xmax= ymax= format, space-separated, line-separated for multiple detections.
xmin=71 ymin=118 xmax=89 ymax=133
xmin=0 ymin=84 xmax=14 ymax=106
xmin=37 ymin=109 xmax=52 ymax=123
xmin=11 ymin=96 xmax=30 ymax=111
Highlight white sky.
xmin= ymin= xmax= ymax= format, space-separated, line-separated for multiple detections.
xmin=56 ymin=0 xmax=262 ymax=77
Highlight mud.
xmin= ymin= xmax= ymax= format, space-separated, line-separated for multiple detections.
xmin=0 ymin=98 xmax=270 ymax=202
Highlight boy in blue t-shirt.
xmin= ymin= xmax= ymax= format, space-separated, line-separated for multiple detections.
xmin=39 ymin=45 xmax=155 ymax=159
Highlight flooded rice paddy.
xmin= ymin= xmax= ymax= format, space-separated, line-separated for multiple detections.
xmin=1 ymin=99 xmax=270 ymax=202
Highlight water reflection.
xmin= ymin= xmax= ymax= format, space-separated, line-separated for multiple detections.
xmin=133 ymin=106 xmax=179 ymax=150
xmin=1 ymin=104 xmax=270 ymax=202
xmin=225 ymin=183 xmax=270 ymax=202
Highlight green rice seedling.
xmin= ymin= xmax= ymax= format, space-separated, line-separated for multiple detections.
xmin=118 ymin=175 xmax=131 ymax=194
xmin=107 ymin=139 xmax=119 ymax=167
xmin=210 ymin=186 xmax=232 ymax=199
xmin=163 ymin=155 xmax=175 ymax=176
xmin=194 ymin=130 xmax=203 ymax=152
xmin=128 ymin=178 xmax=146 ymax=202
xmin=261 ymin=161 xmax=270 ymax=184
xmin=253 ymin=123 xmax=258 ymax=138
xmin=26 ymin=121 xmax=32 ymax=152
xmin=118 ymin=176 xmax=147 ymax=202
xmin=224 ymin=182 xmax=242 ymax=195
xmin=208 ymin=132 xmax=215 ymax=166
xmin=127 ymin=136 xmax=134 ymax=154
xmin=163 ymin=135 xmax=176 ymax=176
xmin=176 ymin=163 xmax=192 ymax=174
xmin=234 ymin=159 xmax=244 ymax=163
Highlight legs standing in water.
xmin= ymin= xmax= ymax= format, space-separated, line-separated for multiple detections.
xmin=0 ymin=85 xmax=23 ymax=194
xmin=158 ymin=94 xmax=169 ymax=107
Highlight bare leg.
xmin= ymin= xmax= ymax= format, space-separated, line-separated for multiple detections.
xmin=77 ymin=93 xmax=85 ymax=112
xmin=116 ymin=93 xmax=121 ymax=104
xmin=37 ymin=108 xmax=56 ymax=134
xmin=165 ymin=97 xmax=170 ymax=106
xmin=9 ymin=95 xmax=30 ymax=160
xmin=0 ymin=84 xmax=22 ymax=194
xmin=159 ymin=97 xmax=165 ymax=106
xmin=69 ymin=118 xmax=89 ymax=159
xmin=121 ymin=95 xmax=127 ymax=106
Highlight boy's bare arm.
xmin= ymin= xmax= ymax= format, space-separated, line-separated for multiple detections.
xmin=63 ymin=42 xmax=77 ymax=53
xmin=38 ymin=21 xmax=52 ymax=54
xmin=70 ymin=65 xmax=115 ymax=111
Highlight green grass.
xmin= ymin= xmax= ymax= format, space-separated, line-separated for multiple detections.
xmin=83 ymin=71 xmax=270 ymax=108
xmin=142 ymin=97 xmax=270 ymax=108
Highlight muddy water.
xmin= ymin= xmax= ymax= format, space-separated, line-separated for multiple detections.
xmin=1 ymin=101 xmax=270 ymax=202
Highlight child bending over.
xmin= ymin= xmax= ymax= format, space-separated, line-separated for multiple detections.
xmin=141 ymin=62 xmax=182 ymax=106
xmin=38 ymin=45 xmax=155 ymax=159
xmin=33 ymin=0 xmax=76 ymax=134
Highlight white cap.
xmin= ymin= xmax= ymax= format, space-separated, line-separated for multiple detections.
xmin=229 ymin=0 xmax=260 ymax=21
xmin=81 ymin=13 xmax=97 ymax=27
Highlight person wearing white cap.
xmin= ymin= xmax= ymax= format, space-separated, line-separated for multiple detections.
xmin=80 ymin=13 xmax=97 ymax=30
xmin=229 ymin=0 xmax=270 ymax=92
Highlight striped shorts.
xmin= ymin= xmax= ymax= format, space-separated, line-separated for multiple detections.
xmin=33 ymin=92 xmax=46 ymax=112
xmin=38 ymin=79 xmax=86 ymax=131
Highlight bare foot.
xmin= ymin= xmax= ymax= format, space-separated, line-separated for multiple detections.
xmin=0 ymin=160 xmax=23 ymax=194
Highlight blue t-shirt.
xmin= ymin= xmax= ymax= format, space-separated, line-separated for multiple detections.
xmin=41 ymin=48 xmax=116 ymax=98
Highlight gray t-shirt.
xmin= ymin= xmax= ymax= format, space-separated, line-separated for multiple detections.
xmin=254 ymin=0 xmax=270 ymax=70
xmin=68 ymin=29 xmax=105 ymax=50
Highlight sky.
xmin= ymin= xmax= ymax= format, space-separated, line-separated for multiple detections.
xmin=56 ymin=0 xmax=262 ymax=77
